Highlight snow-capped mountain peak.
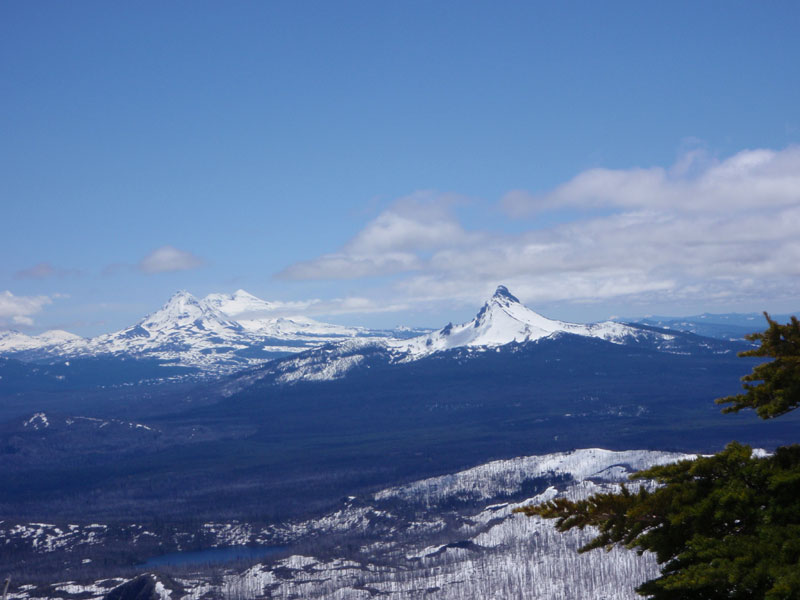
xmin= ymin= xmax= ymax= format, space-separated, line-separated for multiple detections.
xmin=490 ymin=284 xmax=521 ymax=305
xmin=139 ymin=290 xmax=241 ymax=332
xmin=393 ymin=285 xmax=653 ymax=358
xmin=0 ymin=288 xmax=386 ymax=374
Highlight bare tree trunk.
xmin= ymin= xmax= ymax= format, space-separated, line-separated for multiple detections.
xmin=2 ymin=577 xmax=9 ymax=600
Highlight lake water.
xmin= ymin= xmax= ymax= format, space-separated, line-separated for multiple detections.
xmin=141 ymin=545 xmax=287 ymax=567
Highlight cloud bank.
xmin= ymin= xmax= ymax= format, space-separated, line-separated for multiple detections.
xmin=501 ymin=146 xmax=800 ymax=215
xmin=277 ymin=192 xmax=476 ymax=281
xmin=277 ymin=147 xmax=800 ymax=312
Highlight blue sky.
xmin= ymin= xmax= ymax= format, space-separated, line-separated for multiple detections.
xmin=2 ymin=1 xmax=799 ymax=335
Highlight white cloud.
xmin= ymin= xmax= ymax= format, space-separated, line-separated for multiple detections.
xmin=0 ymin=291 xmax=54 ymax=328
xmin=279 ymin=252 xmax=422 ymax=281
xmin=277 ymin=192 xmax=475 ymax=281
xmin=276 ymin=147 xmax=800 ymax=315
xmin=502 ymin=146 xmax=800 ymax=215
xmin=138 ymin=246 xmax=204 ymax=274
xmin=344 ymin=201 xmax=470 ymax=254
xmin=309 ymin=296 xmax=412 ymax=316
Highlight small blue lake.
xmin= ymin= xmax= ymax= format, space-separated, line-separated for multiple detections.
xmin=141 ymin=545 xmax=286 ymax=567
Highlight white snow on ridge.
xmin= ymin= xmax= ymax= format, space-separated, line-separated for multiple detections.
xmin=0 ymin=290 xmax=383 ymax=374
xmin=23 ymin=412 xmax=50 ymax=430
xmin=238 ymin=315 xmax=364 ymax=338
xmin=375 ymin=447 xmax=694 ymax=504
xmin=137 ymin=291 xmax=242 ymax=333
xmin=6 ymin=446 xmax=700 ymax=600
xmin=0 ymin=329 xmax=83 ymax=353
xmin=50 ymin=291 xmax=255 ymax=370
xmin=231 ymin=285 xmax=691 ymax=385
xmin=204 ymin=289 xmax=281 ymax=318
xmin=0 ymin=285 xmax=687 ymax=378
xmin=206 ymin=289 xmax=365 ymax=337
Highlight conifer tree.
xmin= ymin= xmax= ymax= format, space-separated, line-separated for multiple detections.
xmin=516 ymin=314 xmax=800 ymax=599
xmin=717 ymin=313 xmax=800 ymax=418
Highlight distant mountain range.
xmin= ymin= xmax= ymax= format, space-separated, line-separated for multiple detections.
xmin=2 ymin=286 xmax=794 ymax=389
xmin=0 ymin=289 xmax=425 ymax=375
xmin=219 ymin=285 xmax=745 ymax=391
xmin=628 ymin=312 xmax=796 ymax=341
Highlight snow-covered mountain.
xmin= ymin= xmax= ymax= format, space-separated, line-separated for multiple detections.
xmin=0 ymin=285 xmax=738 ymax=380
xmin=0 ymin=290 xmax=392 ymax=375
xmin=204 ymin=288 xmax=283 ymax=316
xmin=392 ymin=285 xmax=656 ymax=359
xmin=205 ymin=289 xmax=366 ymax=337
xmin=48 ymin=291 xmax=261 ymax=371
xmin=229 ymin=285 xmax=735 ymax=389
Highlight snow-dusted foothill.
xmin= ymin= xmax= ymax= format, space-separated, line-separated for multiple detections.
xmin=4 ymin=447 xmax=696 ymax=600
xmin=374 ymin=447 xmax=694 ymax=506
xmin=0 ymin=329 xmax=83 ymax=353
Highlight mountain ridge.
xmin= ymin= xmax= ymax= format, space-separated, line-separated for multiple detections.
xmin=391 ymin=285 xmax=657 ymax=359
xmin=220 ymin=286 xmax=745 ymax=392
xmin=0 ymin=289 xmax=390 ymax=374
xmin=0 ymin=285 xmax=753 ymax=378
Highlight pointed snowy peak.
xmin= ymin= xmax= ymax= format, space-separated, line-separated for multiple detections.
xmin=491 ymin=285 xmax=520 ymax=305
xmin=166 ymin=289 xmax=201 ymax=307
xmin=233 ymin=289 xmax=262 ymax=301
xmin=35 ymin=330 xmax=83 ymax=344
xmin=142 ymin=290 xmax=202 ymax=324
xmin=160 ymin=290 xmax=203 ymax=311
xmin=473 ymin=285 xmax=557 ymax=333
xmin=138 ymin=290 xmax=241 ymax=332
xmin=392 ymin=285 xmax=651 ymax=358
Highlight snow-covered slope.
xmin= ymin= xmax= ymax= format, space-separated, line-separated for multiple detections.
xmin=62 ymin=290 xmax=383 ymax=372
xmin=0 ymin=290 xmax=389 ymax=375
xmin=204 ymin=289 xmax=282 ymax=316
xmin=0 ymin=329 xmax=83 ymax=353
xmin=0 ymin=285 xmax=734 ymax=379
xmin=6 ymin=447 xmax=695 ymax=600
xmin=50 ymin=291 xmax=255 ymax=370
xmin=229 ymin=285 xmax=714 ymax=387
xmin=205 ymin=289 xmax=366 ymax=337
xmin=392 ymin=285 xmax=657 ymax=359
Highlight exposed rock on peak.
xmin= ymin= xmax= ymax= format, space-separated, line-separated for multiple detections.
xmin=491 ymin=285 xmax=520 ymax=304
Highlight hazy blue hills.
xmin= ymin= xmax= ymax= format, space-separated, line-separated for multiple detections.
xmin=627 ymin=311 xmax=798 ymax=341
